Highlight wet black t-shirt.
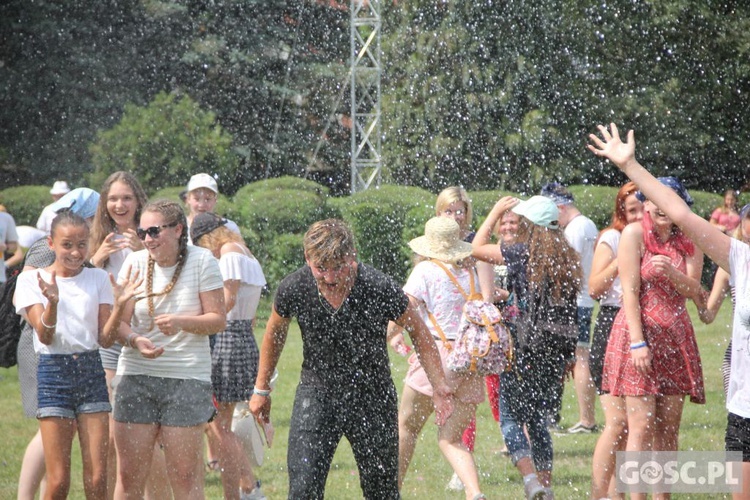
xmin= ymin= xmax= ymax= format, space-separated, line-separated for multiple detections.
xmin=274 ymin=264 xmax=409 ymax=396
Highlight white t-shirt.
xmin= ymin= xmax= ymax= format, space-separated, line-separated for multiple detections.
xmin=565 ymin=214 xmax=598 ymax=308
xmin=15 ymin=226 xmax=46 ymax=249
xmin=36 ymin=204 xmax=57 ymax=234
xmin=219 ymin=251 xmax=266 ymax=321
xmin=14 ymin=267 xmax=114 ymax=355
xmin=596 ymin=229 xmax=623 ymax=307
xmin=727 ymin=239 xmax=750 ymax=418
xmin=403 ymin=260 xmax=477 ymax=341
xmin=0 ymin=212 xmax=19 ymax=283
xmin=116 ymin=246 xmax=224 ymax=381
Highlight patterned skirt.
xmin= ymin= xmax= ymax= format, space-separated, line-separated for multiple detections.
xmin=211 ymin=320 xmax=259 ymax=403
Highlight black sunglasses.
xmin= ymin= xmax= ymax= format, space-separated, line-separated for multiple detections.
xmin=136 ymin=223 xmax=178 ymax=240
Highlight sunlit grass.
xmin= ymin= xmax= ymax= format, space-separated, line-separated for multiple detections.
xmin=0 ymin=299 xmax=733 ymax=498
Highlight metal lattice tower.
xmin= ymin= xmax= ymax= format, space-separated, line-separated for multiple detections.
xmin=350 ymin=0 xmax=382 ymax=194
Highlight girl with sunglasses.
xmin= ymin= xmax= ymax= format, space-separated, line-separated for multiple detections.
xmin=111 ymin=199 xmax=226 ymax=499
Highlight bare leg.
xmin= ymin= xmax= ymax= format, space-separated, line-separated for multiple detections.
xmin=77 ymin=412 xmax=110 ymax=500
xmin=210 ymin=403 xmax=256 ymax=500
xmin=732 ymin=463 xmax=750 ymax=500
xmin=39 ymin=417 xmax=76 ymax=500
xmin=437 ymin=399 xmax=482 ymax=499
xmin=397 ymin=385 xmax=434 ymax=489
xmin=160 ymin=425 xmax=206 ymax=499
xmin=591 ymin=394 xmax=627 ymax=500
xmin=114 ymin=422 xmax=160 ymax=499
xmin=103 ymin=368 xmax=118 ymax=500
xmin=652 ymin=395 xmax=684 ymax=500
xmin=144 ymin=438 xmax=172 ymax=500
xmin=624 ymin=395 xmax=656 ymax=500
xmin=17 ymin=428 xmax=46 ymax=500
xmin=573 ymin=346 xmax=597 ymax=427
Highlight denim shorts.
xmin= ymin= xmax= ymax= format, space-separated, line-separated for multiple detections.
xmin=36 ymin=351 xmax=111 ymax=419
xmin=576 ymin=306 xmax=594 ymax=348
xmin=114 ymin=374 xmax=215 ymax=427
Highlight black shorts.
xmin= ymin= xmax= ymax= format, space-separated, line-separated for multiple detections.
xmin=726 ymin=412 xmax=750 ymax=462
xmin=590 ymin=305 xmax=620 ymax=395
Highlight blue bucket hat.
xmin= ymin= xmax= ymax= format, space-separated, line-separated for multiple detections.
xmin=512 ymin=195 xmax=560 ymax=229
xmin=48 ymin=188 xmax=100 ymax=219
xmin=635 ymin=177 xmax=693 ymax=207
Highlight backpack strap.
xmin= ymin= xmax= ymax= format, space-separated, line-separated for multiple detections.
xmin=429 ymin=259 xmax=480 ymax=300
xmin=426 ymin=310 xmax=453 ymax=351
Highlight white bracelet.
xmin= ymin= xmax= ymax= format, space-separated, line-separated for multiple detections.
xmin=253 ymin=387 xmax=271 ymax=397
xmin=40 ymin=315 xmax=56 ymax=329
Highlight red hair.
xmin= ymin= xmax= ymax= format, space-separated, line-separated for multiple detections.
xmin=609 ymin=181 xmax=638 ymax=233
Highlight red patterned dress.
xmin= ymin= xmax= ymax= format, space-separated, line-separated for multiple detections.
xmin=602 ymin=243 xmax=705 ymax=404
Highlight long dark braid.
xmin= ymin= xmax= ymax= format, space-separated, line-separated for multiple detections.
xmin=134 ymin=200 xmax=189 ymax=319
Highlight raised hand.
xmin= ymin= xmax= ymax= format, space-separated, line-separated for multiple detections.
xmin=37 ymin=270 xmax=59 ymax=304
xmin=587 ymin=123 xmax=637 ymax=169
xmin=110 ymin=266 xmax=143 ymax=307
xmin=91 ymin=232 xmax=129 ymax=267
xmin=121 ymin=228 xmax=144 ymax=252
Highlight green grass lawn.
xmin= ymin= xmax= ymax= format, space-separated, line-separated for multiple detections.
xmin=0 ymin=299 xmax=735 ymax=499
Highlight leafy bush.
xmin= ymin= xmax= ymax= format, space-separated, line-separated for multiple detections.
xmin=0 ymin=186 xmax=52 ymax=227
xmin=330 ymin=185 xmax=433 ymax=281
xmin=88 ymin=92 xmax=239 ymax=193
xmin=256 ymin=233 xmax=305 ymax=289
xmin=237 ymin=190 xmax=331 ymax=243
xmin=234 ymin=176 xmax=329 ymax=198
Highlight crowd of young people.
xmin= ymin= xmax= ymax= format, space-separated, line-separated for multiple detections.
xmin=7 ymin=131 xmax=750 ymax=499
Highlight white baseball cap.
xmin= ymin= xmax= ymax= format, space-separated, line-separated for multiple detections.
xmin=50 ymin=181 xmax=71 ymax=195
xmin=186 ymin=173 xmax=219 ymax=194
xmin=187 ymin=174 xmax=219 ymax=194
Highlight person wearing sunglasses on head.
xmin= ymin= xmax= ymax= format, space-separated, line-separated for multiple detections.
xmin=111 ymin=199 xmax=226 ymax=499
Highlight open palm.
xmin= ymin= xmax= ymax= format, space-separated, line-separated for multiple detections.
xmin=587 ymin=123 xmax=636 ymax=169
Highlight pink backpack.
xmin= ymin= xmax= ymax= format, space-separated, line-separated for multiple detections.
xmin=428 ymin=260 xmax=513 ymax=375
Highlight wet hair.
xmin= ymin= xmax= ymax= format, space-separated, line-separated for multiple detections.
xmin=193 ymin=225 xmax=247 ymax=254
xmin=50 ymin=211 xmax=89 ymax=239
xmin=90 ymin=172 xmax=148 ymax=267
xmin=516 ymin=217 xmax=582 ymax=302
xmin=435 ymin=186 xmax=473 ymax=228
xmin=303 ymin=219 xmax=356 ymax=264
xmin=135 ymin=200 xmax=189 ymax=320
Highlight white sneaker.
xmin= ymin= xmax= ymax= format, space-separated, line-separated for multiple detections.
xmin=446 ymin=471 xmax=465 ymax=491
xmin=240 ymin=480 xmax=267 ymax=500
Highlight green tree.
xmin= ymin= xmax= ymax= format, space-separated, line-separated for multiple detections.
xmin=88 ymin=91 xmax=238 ymax=192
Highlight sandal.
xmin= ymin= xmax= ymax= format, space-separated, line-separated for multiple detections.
xmin=205 ymin=459 xmax=221 ymax=473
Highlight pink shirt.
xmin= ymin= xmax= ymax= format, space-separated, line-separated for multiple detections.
xmin=711 ymin=208 xmax=740 ymax=234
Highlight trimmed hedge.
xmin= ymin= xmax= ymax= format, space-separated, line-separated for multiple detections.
xmin=1 ymin=180 xmax=731 ymax=290
xmin=0 ymin=185 xmax=54 ymax=226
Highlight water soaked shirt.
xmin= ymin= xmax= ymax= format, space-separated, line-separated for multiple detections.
xmin=274 ymin=264 xmax=409 ymax=395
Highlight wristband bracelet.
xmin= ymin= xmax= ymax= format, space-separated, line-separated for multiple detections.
xmin=630 ymin=341 xmax=648 ymax=350
xmin=126 ymin=333 xmax=139 ymax=348
xmin=253 ymin=387 xmax=271 ymax=397
xmin=40 ymin=316 xmax=56 ymax=329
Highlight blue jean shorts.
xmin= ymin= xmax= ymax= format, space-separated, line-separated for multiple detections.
xmin=36 ymin=351 xmax=111 ymax=419
xmin=576 ymin=306 xmax=594 ymax=348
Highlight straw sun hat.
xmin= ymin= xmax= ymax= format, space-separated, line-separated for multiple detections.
xmin=408 ymin=217 xmax=473 ymax=262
